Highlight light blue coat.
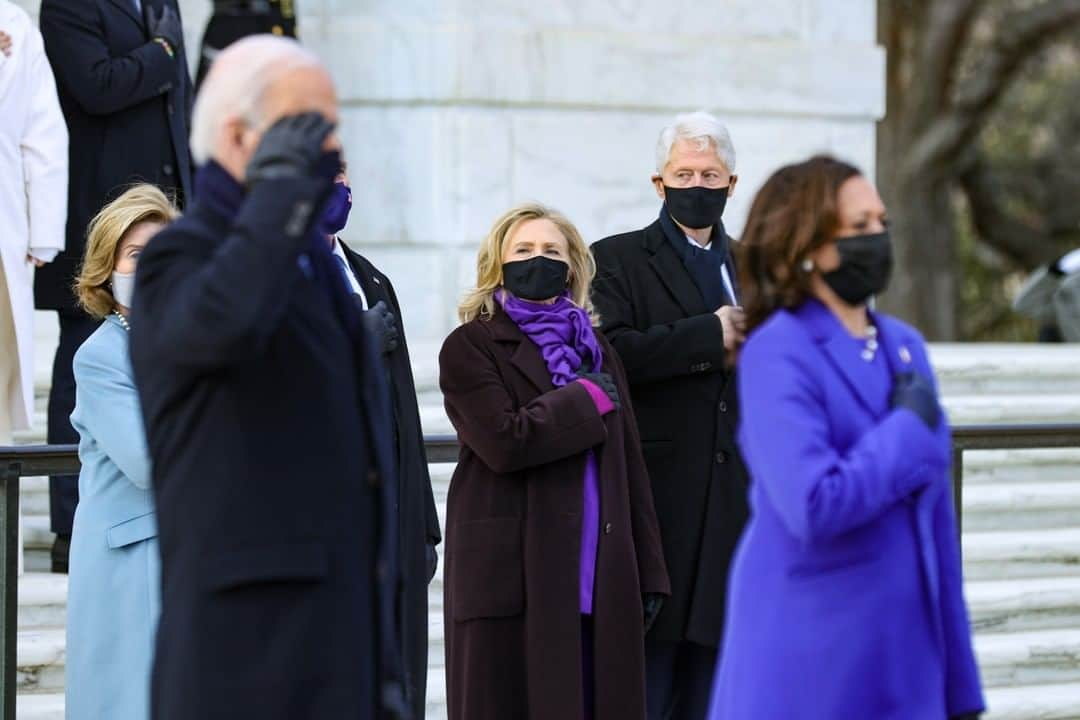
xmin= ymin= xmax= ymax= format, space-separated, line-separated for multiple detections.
xmin=66 ymin=315 xmax=159 ymax=720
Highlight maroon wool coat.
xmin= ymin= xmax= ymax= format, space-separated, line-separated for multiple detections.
xmin=439 ymin=307 xmax=671 ymax=720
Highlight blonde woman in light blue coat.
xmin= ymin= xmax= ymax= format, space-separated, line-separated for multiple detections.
xmin=66 ymin=185 xmax=177 ymax=720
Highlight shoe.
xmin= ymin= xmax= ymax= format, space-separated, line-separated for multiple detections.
xmin=51 ymin=533 xmax=70 ymax=574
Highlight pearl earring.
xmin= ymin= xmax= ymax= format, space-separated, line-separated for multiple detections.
xmin=801 ymin=258 xmax=814 ymax=272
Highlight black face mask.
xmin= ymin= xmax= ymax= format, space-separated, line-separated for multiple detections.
xmin=502 ymin=256 xmax=570 ymax=301
xmin=822 ymin=231 xmax=893 ymax=305
xmin=663 ymin=185 xmax=729 ymax=230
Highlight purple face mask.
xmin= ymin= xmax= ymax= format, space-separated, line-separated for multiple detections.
xmin=320 ymin=182 xmax=352 ymax=236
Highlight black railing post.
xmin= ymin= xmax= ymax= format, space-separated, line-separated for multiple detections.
xmin=0 ymin=462 xmax=18 ymax=720
xmin=951 ymin=446 xmax=965 ymax=536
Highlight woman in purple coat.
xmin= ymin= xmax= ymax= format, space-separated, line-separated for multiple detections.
xmin=708 ymin=156 xmax=984 ymax=720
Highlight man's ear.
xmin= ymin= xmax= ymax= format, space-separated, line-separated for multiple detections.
xmin=727 ymin=174 xmax=739 ymax=197
xmin=652 ymin=174 xmax=666 ymax=201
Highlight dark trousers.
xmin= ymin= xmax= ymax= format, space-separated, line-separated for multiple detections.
xmin=47 ymin=310 xmax=100 ymax=534
xmin=645 ymin=638 xmax=718 ymax=720
xmin=582 ymin=615 xmax=594 ymax=720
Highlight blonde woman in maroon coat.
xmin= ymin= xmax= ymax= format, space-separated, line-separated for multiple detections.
xmin=439 ymin=203 xmax=670 ymax=720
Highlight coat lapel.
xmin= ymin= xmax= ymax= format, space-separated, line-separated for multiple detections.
xmin=489 ymin=310 xmax=555 ymax=395
xmin=108 ymin=0 xmax=144 ymax=29
xmin=799 ymin=300 xmax=880 ymax=418
xmin=643 ymin=222 xmax=706 ymax=316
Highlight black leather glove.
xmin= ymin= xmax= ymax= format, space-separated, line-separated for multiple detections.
xmin=643 ymin=593 xmax=664 ymax=633
xmin=576 ymin=370 xmax=620 ymax=410
xmin=146 ymin=4 xmax=183 ymax=51
xmin=361 ymin=300 xmax=400 ymax=355
xmin=426 ymin=543 xmax=438 ymax=583
xmin=890 ymin=372 xmax=941 ymax=430
xmin=245 ymin=112 xmax=337 ymax=187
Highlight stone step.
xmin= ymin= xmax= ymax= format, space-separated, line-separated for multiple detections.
xmin=944 ymin=394 xmax=1080 ymax=425
xmin=17 ymin=627 xmax=65 ymax=694
xmin=961 ymin=450 xmax=1080 ymax=486
xmin=964 ymin=529 xmax=1080 ymax=581
xmin=962 ymin=482 xmax=1080 ymax=532
xmin=23 ymin=516 xmax=53 ymax=553
xmin=17 ymin=574 xmax=67 ymax=630
xmin=931 ymin=344 xmax=1080 ymax=397
xmin=985 ymin=681 xmax=1080 ymax=720
xmin=969 ymin=576 xmax=1080 ymax=634
xmin=16 ymin=692 xmax=63 ymax=720
xmin=975 ymin=627 xmax=1080 ymax=688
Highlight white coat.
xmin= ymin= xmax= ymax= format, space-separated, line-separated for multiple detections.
xmin=0 ymin=0 xmax=67 ymax=430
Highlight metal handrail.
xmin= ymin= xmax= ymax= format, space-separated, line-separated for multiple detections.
xmin=3 ymin=424 xmax=1080 ymax=718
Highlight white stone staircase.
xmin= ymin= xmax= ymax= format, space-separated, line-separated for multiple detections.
xmin=11 ymin=331 xmax=1080 ymax=719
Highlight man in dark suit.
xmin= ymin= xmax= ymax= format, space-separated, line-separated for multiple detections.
xmin=321 ymin=163 xmax=442 ymax=719
xmin=38 ymin=0 xmax=193 ymax=571
xmin=590 ymin=111 xmax=750 ymax=720
xmin=195 ymin=0 xmax=298 ymax=91
xmin=129 ymin=37 xmax=405 ymax=719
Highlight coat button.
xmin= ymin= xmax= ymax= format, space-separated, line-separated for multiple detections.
xmin=715 ymin=452 xmax=728 ymax=464
xmin=719 ymin=401 xmax=727 ymax=413
xmin=163 ymin=163 xmax=174 ymax=176
xmin=367 ymin=469 xmax=380 ymax=487
xmin=603 ymin=523 xmax=613 ymax=535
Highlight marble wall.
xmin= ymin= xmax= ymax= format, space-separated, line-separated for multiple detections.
xmin=15 ymin=0 xmax=883 ymax=388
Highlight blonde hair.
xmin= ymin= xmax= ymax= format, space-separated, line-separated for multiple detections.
xmin=76 ymin=185 xmax=179 ymax=319
xmin=458 ymin=203 xmax=598 ymax=325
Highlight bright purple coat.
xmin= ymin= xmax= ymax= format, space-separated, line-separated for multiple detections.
xmin=708 ymin=299 xmax=984 ymax=719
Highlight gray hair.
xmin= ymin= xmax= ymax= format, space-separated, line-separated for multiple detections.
xmin=189 ymin=36 xmax=323 ymax=165
xmin=655 ymin=111 xmax=736 ymax=175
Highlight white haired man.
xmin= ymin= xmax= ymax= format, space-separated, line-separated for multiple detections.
xmin=129 ymin=36 xmax=406 ymax=719
xmin=590 ymin=111 xmax=750 ymax=720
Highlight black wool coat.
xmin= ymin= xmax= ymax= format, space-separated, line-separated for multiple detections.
xmin=130 ymin=175 xmax=400 ymax=720
xmin=342 ymin=245 xmax=442 ymax=720
xmin=37 ymin=0 xmax=193 ymax=311
xmin=590 ymin=218 xmax=750 ymax=648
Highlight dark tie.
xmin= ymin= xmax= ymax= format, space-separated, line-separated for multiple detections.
xmin=333 ymin=254 xmax=358 ymax=296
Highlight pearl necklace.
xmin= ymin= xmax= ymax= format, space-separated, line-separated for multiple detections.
xmin=860 ymin=324 xmax=878 ymax=362
xmin=113 ymin=310 xmax=131 ymax=332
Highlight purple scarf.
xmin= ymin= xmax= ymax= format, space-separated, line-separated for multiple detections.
xmin=497 ymin=290 xmax=603 ymax=383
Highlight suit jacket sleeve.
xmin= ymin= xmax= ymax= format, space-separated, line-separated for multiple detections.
xmin=72 ymin=340 xmax=152 ymax=490
xmin=134 ymin=177 xmax=327 ymax=371
xmin=1053 ymin=271 xmax=1080 ymax=342
xmin=20 ymin=21 xmax=68 ymax=256
xmin=738 ymin=329 xmax=950 ymax=544
xmin=39 ymin=0 xmax=176 ymax=117
xmin=591 ymin=240 xmax=727 ymax=385
xmin=383 ymin=274 xmax=441 ymax=545
xmin=605 ymin=341 xmax=670 ymax=596
xmin=439 ymin=324 xmax=608 ymax=475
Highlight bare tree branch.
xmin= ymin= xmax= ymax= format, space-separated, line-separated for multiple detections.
xmin=906 ymin=0 xmax=982 ymax=129
xmin=903 ymin=0 xmax=1080 ymax=177
xmin=957 ymin=154 xmax=1058 ymax=269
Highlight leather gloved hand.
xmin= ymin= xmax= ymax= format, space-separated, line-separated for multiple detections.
xmin=146 ymin=4 xmax=183 ymax=51
xmin=361 ymin=300 xmax=400 ymax=355
xmin=426 ymin=543 xmax=438 ymax=584
xmin=890 ymin=372 xmax=941 ymax=430
xmin=576 ymin=370 xmax=620 ymax=410
xmin=643 ymin=593 xmax=664 ymax=633
xmin=245 ymin=112 xmax=337 ymax=187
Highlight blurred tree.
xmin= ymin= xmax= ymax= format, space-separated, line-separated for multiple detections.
xmin=877 ymin=0 xmax=1080 ymax=340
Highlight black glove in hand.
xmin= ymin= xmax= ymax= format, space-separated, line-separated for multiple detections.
xmin=245 ymin=112 xmax=337 ymax=187
xmin=576 ymin=371 xmax=620 ymax=410
xmin=361 ymin=300 xmax=400 ymax=355
xmin=890 ymin=372 xmax=941 ymax=430
xmin=643 ymin=593 xmax=664 ymax=633
xmin=146 ymin=4 xmax=183 ymax=51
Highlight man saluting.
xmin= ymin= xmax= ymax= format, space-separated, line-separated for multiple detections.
xmin=130 ymin=36 xmax=405 ymax=719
